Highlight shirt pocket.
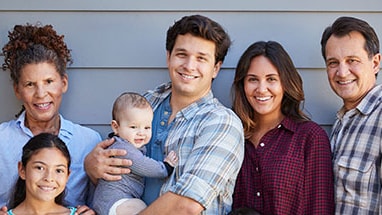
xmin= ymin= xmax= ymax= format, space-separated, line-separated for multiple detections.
xmin=336 ymin=156 xmax=375 ymax=207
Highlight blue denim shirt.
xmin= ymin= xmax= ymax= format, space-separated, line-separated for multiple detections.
xmin=142 ymin=95 xmax=172 ymax=204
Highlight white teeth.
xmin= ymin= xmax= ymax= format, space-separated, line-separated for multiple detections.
xmin=256 ymin=96 xmax=271 ymax=101
xmin=39 ymin=186 xmax=55 ymax=191
xmin=181 ymin=74 xmax=196 ymax=79
xmin=338 ymin=80 xmax=354 ymax=85
xmin=37 ymin=103 xmax=49 ymax=108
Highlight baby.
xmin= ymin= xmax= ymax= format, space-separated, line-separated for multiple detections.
xmin=93 ymin=92 xmax=177 ymax=215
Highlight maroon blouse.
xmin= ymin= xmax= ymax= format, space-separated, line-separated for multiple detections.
xmin=232 ymin=117 xmax=334 ymax=214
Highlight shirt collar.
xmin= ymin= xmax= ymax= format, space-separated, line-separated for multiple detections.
xmin=16 ymin=111 xmax=73 ymax=140
xmin=356 ymin=84 xmax=382 ymax=115
xmin=149 ymin=82 xmax=215 ymax=121
xmin=146 ymin=82 xmax=172 ymax=111
xmin=177 ymin=90 xmax=215 ymax=121
xmin=337 ymin=84 xmax=382 ymax=118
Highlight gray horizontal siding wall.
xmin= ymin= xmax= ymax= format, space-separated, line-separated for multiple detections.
xmin=1 ymin=1 xmax=381 ymax=138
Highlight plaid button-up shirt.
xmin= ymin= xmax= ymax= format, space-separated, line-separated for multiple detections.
xmin=233 ymin=117 xmax=334 ymax=214
xmin=331 ymin=84 xmax=382 ymax=215
xmin=144 ymin=82 xmax=244 ymax=214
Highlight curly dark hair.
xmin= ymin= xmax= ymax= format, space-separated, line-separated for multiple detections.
xmin=2 ymin=23 xmax=72 ymax=84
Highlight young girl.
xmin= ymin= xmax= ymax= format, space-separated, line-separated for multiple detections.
xmin=7 ymin=133 xmax=77 ymax=215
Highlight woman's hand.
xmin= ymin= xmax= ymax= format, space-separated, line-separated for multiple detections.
xmin=84 ymin=137 xmax=132 ymax=184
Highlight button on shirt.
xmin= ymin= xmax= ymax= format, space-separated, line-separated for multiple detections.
xmin=331 ymin=85 xmax=382 ymax=215
xmin=143 ymin=82 xmax=244 ymax=214
xmin=232 ymin=117 xmax=334 ymax=214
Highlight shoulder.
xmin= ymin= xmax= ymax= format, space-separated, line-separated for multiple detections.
xmin=144 ymin=82 xmax=171 ymax=109
xmin=72 ymin=123 xmax=101 ymax=138
xmin=284 ymin=116 xmax=323 ymax=132
xmin=357 ymin=85 xmax=382 ymax=114
xmin=290 ymin=120 xmax=330 ymax=147
xmin=200 ymin=99 xmax=242 ymax=127
xmin=192 ymin=99 xmax=245 ymax=147
xmin=60 ymin=115 xmax=101 ymax=140
xmin=0 ymin=112 xmax=26 ymax=133
xmin=0 ymin=119 xmax=28 ymax=142
xmin=58 ymin=116 xmax=101 ymax=152
xmin=297 ymin=120 xmax=327 ymax=136
xmin=109 ymin=137 xmax=137 ymax=151
xmin=283 ymin=117 xmax=328 ymax=139
xmin=297 ymin=120 xmax=324 ymax=130
xmin=0 ymin=119 xmax=17 ymax=132
xmin=109 ymin=137 xmax=144 ymax=160
xmin=370 ymin=84 xmax=382 ymax=99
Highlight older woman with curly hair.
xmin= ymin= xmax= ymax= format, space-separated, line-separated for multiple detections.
xmin=0 ymin=23 xmax=101 ymax=214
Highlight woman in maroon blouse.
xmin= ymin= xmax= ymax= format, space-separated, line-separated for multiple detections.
xmin=231 ymin=41 xmax=334 ymax=214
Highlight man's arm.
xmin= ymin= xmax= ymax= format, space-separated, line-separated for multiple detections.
xmin=139 ymin=192 xmax=204 ymax=215
xmin=84 ymin=137 xmax=132 ymax=184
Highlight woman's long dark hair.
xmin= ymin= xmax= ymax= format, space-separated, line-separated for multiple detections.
xmin=232 ymin=41 xmax=309 ymax=138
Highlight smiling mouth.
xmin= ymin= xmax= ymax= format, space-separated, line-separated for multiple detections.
xmin=337 ymin=80 xmax=355 ymax=85
xmin=39 ymin=185 xmax=56 ymax=191
xmin=35 ymin=102 xmax=51 ymax=109
xmin=180 ymin=73 xmax=197 ymax=80
xmin=256 ymin=96 xmax=272 ymax=101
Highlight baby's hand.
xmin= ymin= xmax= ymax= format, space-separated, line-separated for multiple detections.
xmin=164 ymin=150 xmax=178 ymax=167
